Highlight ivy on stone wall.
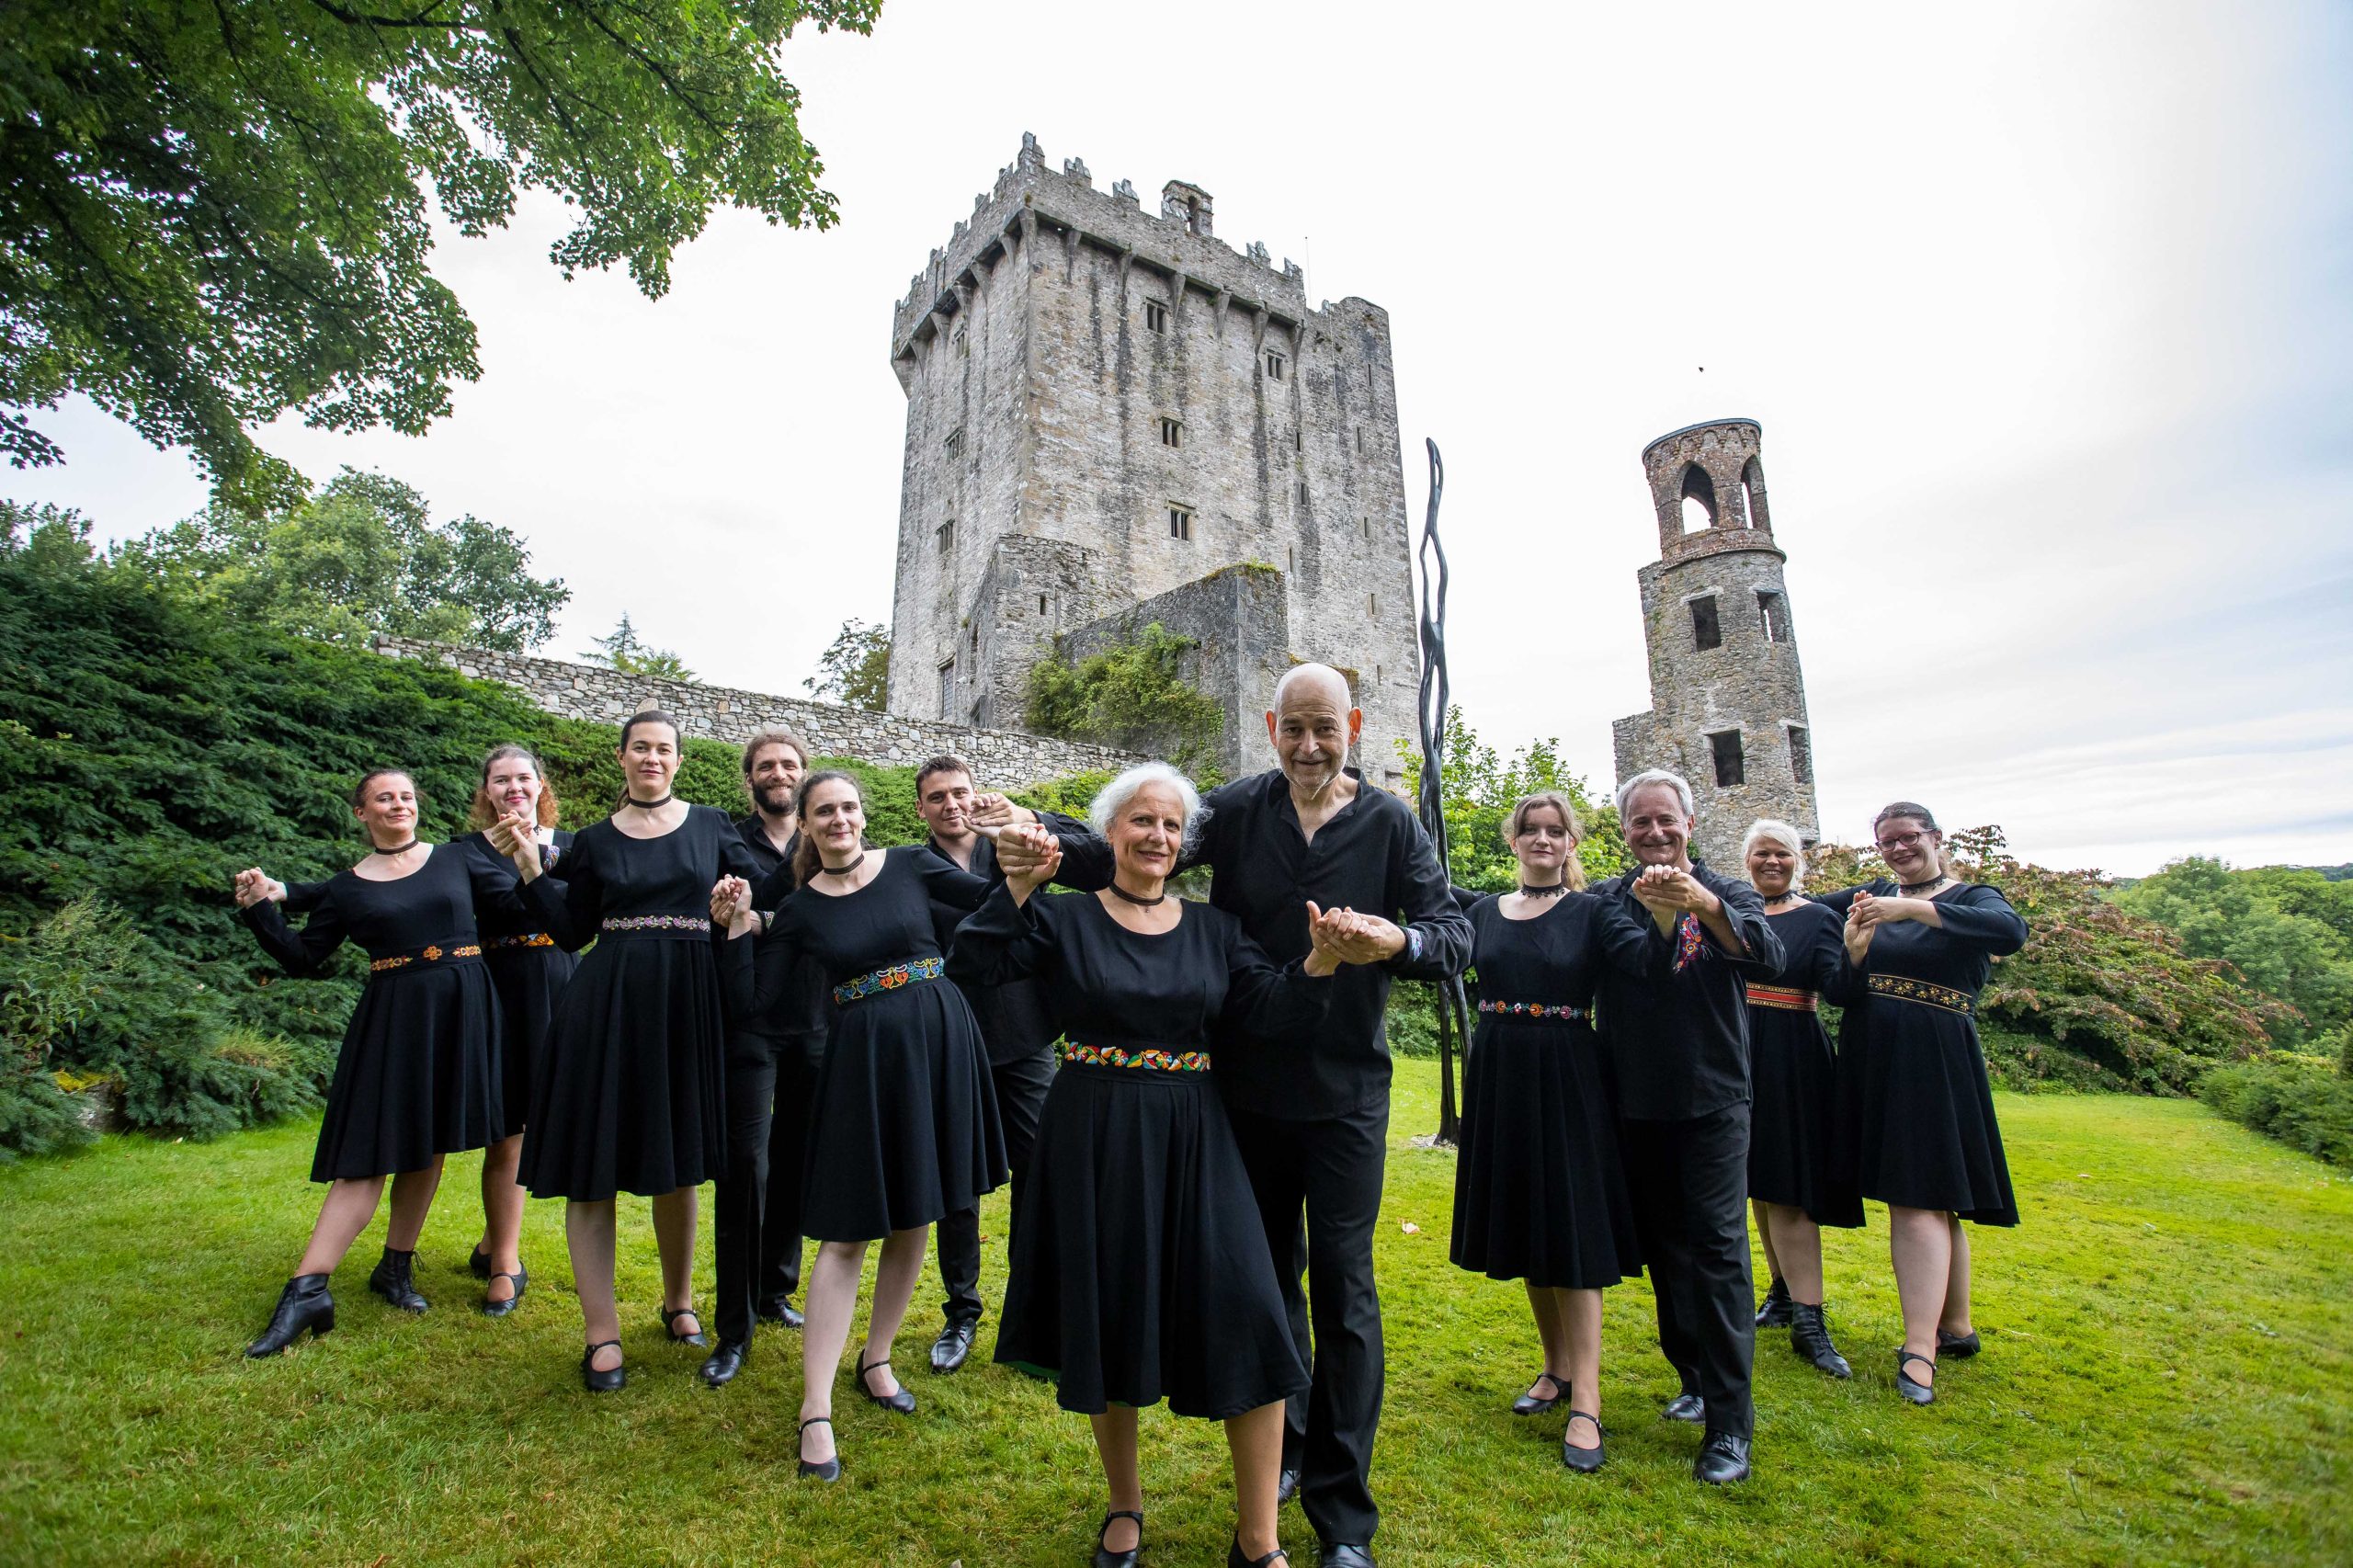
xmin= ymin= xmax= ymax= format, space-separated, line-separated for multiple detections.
xmin=1025 ymin=622 xmax=1223 ymax=784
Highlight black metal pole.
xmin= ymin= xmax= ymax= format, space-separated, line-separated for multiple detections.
xmin=1414 ymin=438 xmax=1469 ymax=1146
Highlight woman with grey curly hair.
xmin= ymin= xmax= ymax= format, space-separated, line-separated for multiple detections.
xmin=949 ymin=762 xmax=1368 ymax=1568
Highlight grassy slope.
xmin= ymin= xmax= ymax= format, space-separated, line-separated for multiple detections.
xmin=0 ymin=1065 xmax=2346 ymax=1567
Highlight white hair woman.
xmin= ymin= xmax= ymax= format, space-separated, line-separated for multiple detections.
xmin=1821 ymin=802 xmax=2029 ymax=1405
xmin=1449 ymin=791 xmax=1652 ymax=1473
xmin=1738 ymin=820 xmax=1859 ymax=1380
xmin=948 ymin=761 xmax=1368 ymax=1568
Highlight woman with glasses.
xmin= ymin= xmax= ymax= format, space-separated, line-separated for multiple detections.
xmin=1823 ymin=803 xmax=2028 ymax=1406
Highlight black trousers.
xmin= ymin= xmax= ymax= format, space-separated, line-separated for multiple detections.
xmin=936 ymin=1046 xmax=1054 ymax=1325
xmin=1228 ymin=1099 xmax=1387 ymax=1548
xmin=711 ymin=1027 xmax=824 ymax=1346
xmin=1618 ymin=1102 xmax=1756 ymax=1441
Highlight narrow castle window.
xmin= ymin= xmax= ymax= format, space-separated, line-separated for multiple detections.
xmin=1169 ymin=506 xmax=1193 ymax=540
xmin=1293 ymin=428 xmax=1302 ymax=452
xmin=1757 ymin=591 xmax=1788 ymax=643
xmin=1361 ymin=517 xmax=1370 ymax=540
xmin=1368 ymin=593 xmax=1377 ymax=617
xmin=1297 ymin=481 xmax=1310 ymax=506
xmin=1788 ymin=725 xmax=1813 ymax=787
xmin=936 ymin=518 xmax=954 ymax=552
xmin=1145 ymin=300 xmax=1167 ymax=333
xmin=1708 ymin=729 xmax=1745 ymax=788
xmin=944 ymin=427 xmax=964 ymax=459
xmin=1160 ymin=417 xmax=1182 ymax=448
xmin=1678 ymin=463 xmax=1715 ymax=533
xmin=1356 ymin=427 xmax=1364 ymax=454
xmin=937 ymin=657 xmax=956 ymax=721
xmin=955 ymin=327 xmax=968 ymax=358
xmin=1287 ymin=545 xmax=1294 ymax=572
xmin=1266 ymin=350 xmax=1286 ymax=381
xmin=1688 ymin=595 xmax=1722 ymax=652
xmin=1038 ymin=594 xmax=1048 ymax=615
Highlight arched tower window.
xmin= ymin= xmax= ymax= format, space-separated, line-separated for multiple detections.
xmin=1742 ymin=456 xmax=1770 ymax=533
xmin=1678 ymin=463 xmax=1716 ymax=534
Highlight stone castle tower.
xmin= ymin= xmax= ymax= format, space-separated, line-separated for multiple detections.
xmin=1612 ymin=419 xmax=1819 ymax=867
xmin=883 ymin=133 xmax=1419 ymax=785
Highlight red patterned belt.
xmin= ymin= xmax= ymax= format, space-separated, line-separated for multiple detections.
xmin=1061 ymin=1040 xmax=1212 ymax=1074
xmin=1745 ymin=983 xmax=1820 ymax=1013
xmin=1867 ymin=974 xmax=1976 ymax=1017
xmin=833 ymin=956 xmax=945 ymax=1005
xmin=487 ymin=932 xmax=556 ymax=951
xmin=369 ymin=941 xmax=483 ymax=974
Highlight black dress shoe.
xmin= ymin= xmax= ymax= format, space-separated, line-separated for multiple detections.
xmin=368 ymin=1248 xmax=428 ymax=1313
xmin=797 ymin=1416 xmax=841 ymax=1482
xmin=1227 ymin=1535 xmax=1289 ymax=1567
xmin=776 ymin=1300 xmax=805 ymax=1330
xmin=1693 ymin=1431 xmax=1751 ymax=1484
xmin=1319 ymin=1545 xmax=1375 ymax=1568
xmin=1790 ymin=1301 xmax=1852 ymax=1379
xmin=659 ymin=1305 xmax=707 ymax=1347
xmin=1895 ymin=1348 xmax=1936 ymax=1405
xmin=855 ymin=1350 xmax=916 ymax=1415
xmin=469 ymin=1244 xmax=494 ymax=1281
xmin=1093 ymin=1508 xmax=1143 ymax=1568
xmin=1754 ymin=1275 xmax=1793 ymax=1328
xmin=581 ymin=1339 xmax=625 ymax=1393
xmin=1561 ymin=1411 xmax=1606 ymax=1473
xmin=1662 ymin=1392 xmax=1706 ymax=1424
xmin=699 ymin=1337 xmax=749 ymax=1387
xmin=1511 ymin=1370 xmax=1568 ymax=1416
xmin=931 ymin=1317 xmax=978 ymax=1373
xmin=245 ymin=1273 xmax=335 ymax=1358
xmin=1938 ymin=1327 xmax=1982 ymax=1358
xmin=480 ymin=1267 xmax=528 ymax=1319
xmin=1275 ymin=1467 xmax=1301 ymax=1506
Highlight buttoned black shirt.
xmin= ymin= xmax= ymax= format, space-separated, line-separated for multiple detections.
xmin=1590 ymin=859 xmax=1783 ymax=1121
xmin=1045 ymin=768 xmax=1471 ymax=1119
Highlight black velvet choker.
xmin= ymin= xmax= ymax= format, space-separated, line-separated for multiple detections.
xmin=1897 ymin=875 xmax=1949 ymax=894
xmin=1107 ymin=881 xmax=1167 ymax=908
xmin=624 ymin=792 xmax=675 ymax=810
xmin=822 ymin=852 xmax=867 ymax=878
xmin=1518 ymin=882 xmax=1568 ymax=898
xmin=370 ymin=840 xmax=418 ymax=855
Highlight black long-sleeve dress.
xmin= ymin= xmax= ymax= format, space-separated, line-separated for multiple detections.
xmin=518 ymin=806 xmax=761 ymax=1201
xmin=1451 ymin=891 xmax=1650 ymax=1290
xmin=735 ymin=846 xmax=1005 ymax=1242
xmin=1745 ymin=900 xmax=1865 ymax=1228
xmin=949 ymin=884 xmax=1318 ymax=1419
xmin=1825 ymin=881 xmax=2029 ymax=1225
xmin=241 ymin=846 xmax=516 ymax=1181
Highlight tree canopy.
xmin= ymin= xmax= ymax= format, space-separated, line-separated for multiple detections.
xmin=805 ymin=617 xmax=890 ymax=711
xmin=0 ymin=0 xmax=881 ymax=507
xmin=580 ymin=611 xmax=694 ymax=680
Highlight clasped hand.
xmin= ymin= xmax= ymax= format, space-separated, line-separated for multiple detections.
xmin=710 ymin=875 xmax=756 ymax=934
xmin=1304 ymin=904 xmax=1404 ymax=971
xmin=1630 ymin=864 xmax=1718 ymax=917
xmin=231 ymin=868 xmax=284 ymax=909
xmin=997 ymin=824 xmax=1065 ymax=893
xmin=488 ymin=811 xmax=542 ymax=878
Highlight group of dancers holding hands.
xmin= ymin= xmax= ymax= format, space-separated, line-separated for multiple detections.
xmin=231 ymin=663 xmax=2027 ymax=1568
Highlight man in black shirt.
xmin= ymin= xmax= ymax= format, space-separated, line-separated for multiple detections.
xmin=912 ymin=756 xmax=1059 ymax=1375
xmin=703 ymin=726 xmax=829 ymax=1386
xmin=1591 ymin=768 xmax=1783 ymax=1483
xmin=996 ymin=665 xmax=1469 ymax=1567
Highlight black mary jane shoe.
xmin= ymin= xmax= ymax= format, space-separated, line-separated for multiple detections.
xmin=1512 ymin=1370 xmax=1569 ymax=1417
xmin=1754 ymin=1275 xmax=1793 ymax=1329
xmin=245 ymin=1273 xmax=335 ymax=1358
xmin=1895 ymin=1348 xmax=1937 ymax=1405
xmin=854 ymin=1350 xmax=917 ymax=1415
xmin=1692 ymin=1431 xmax=1752 ymax=1485
xmin=659 ymin=1305 xmax=708 ymax=1348
xmin=468 ymin=1244 xmax=493 ymax=1281
xmin=1225 ymin=1536 xmax=1289 ymax=1567
xmin=797 ymin=1416 xmax=842 ymax=1483
xmin=1561 ymin=1411 xmax=1606 ymax=1473
xmin=1092 ymin=1508 xmax=1143 ymax=1568
xmin=1938 ymin=1327 xmax=1982 ymax=1358
xmin=1661 ymin=1392 xmax=1706 ymax=1424
xmin=581 ymin=1339 xmax=626 ymax=1393
xmin=368 ymin=1248 xmax=428 ymax=1313
xmin=480 ymin=1267 xmax=528 ymax=1319
xmin=1790 ymin=1301 xmax=1852 ymax=1379
xmin=699 ymin=1338 xmax=749 ymax=1388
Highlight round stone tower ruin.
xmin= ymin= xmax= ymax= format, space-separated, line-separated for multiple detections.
xmin=1611 ymin=418 xmax=1820 ymax=868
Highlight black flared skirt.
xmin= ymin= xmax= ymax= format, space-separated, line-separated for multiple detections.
xmin=800 ymin=977 xmax=1006 ymax=1242
xmin=1835 ymin=1000 xmax=2019 ymax=1227
xmin=520 ymin=934 xmax=727 ymax=1201
xmin=313 ymin=962 xmax=503 ymax=1183
xmin=996 ymin=1064 xmax=1308 ymax=1418
xmin=1748 ymin=1007 xmax=1865 ymax=1227
xmin=1450 ymin=1017 xmax=1643 ymax=1289
xmin=484 ymin=942 xmax=575 ymax=1135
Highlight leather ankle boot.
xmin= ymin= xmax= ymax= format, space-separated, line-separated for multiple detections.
xmin=1754 ymin=1275 xmax=1792 ymax=1328
xmin=1790 ymin=1301 xmax=1852 ymax=1379
xmin=246 ymin=1273 xmax=335 ymax=1357
xmin=368 ymin=1247 xmax=428 ymax=1313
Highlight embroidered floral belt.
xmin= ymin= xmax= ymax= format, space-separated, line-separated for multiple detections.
xmin=1476 ymin=999 xmax=1588 ymax=1022
xmin=1868 ymin=974 xmax=1976 ymax=1017
xmin=598 ymin=915 xmax=711 ymax=937
xmin=833 ymin=956 xmax=945 ymax=1005
xmin=487 ymin=932 xmax=557 ymax=952
xmin=369 ymin=941 xmax=483 ymax=974
xmin=1061 ymin=1041 xmax=1212 ymax=1074
xmin=1745 ymin=983 xmax=1820 ymax=1013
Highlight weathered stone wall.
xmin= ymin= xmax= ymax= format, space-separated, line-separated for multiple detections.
xmin=1612 ymin=420 xmax=1820 ymax=868
xmin=373 ymin=637 xmax=1140 ymax=787
xmin=883 ymin=133 xmax=1420 ymax=779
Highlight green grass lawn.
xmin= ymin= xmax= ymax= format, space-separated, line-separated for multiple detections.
xmin=2 ymin=1062 xmax=2347 ymax=1566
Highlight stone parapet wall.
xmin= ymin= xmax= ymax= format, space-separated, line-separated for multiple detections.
xmin=373 ymin=637 xmax=1141 ymax=787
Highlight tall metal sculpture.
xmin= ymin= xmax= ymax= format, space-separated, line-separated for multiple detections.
xmin=1414 ymin=438 xmax=1471 ymax=1146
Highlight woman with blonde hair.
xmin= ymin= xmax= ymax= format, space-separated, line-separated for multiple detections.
xmin=1449 ymin=790 xmax=1652 ymax=1472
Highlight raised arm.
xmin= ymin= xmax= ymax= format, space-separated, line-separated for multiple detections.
xmin=1385 ymin=816 xmax=1473 ymax=981
xmin=1222 ymin=915 xmax=1340 ymax=1040
xmin=459 ymin=836 xmax=533 ymax=920
xmin=1929 ymin=884 xmax=2029 ymax=953
xmin=1592 ymin=886 xmax=1666 ymax=978
xmin=520 ymin=840 xmax=601 ymax=952
xmin=945 ymin=882 xmax=1059 ymax=989
xmin=237 ymin=889 xmax=351 ymax=978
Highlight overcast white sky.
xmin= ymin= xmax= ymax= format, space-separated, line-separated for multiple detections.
xmin=11 ymin=1 xmax=2348 ymax=875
